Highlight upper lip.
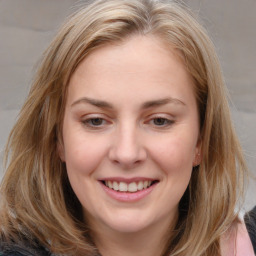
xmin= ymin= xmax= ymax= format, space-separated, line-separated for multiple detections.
xmin=99 ymin=177 xmax=158 ymax=183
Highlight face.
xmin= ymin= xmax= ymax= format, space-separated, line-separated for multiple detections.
xmin=59 ymin=35 xmax=201 ymax=235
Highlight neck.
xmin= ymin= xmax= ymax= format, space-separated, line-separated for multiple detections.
xmin=90 ymin=215 xmax=177 ymax=256
xmin=95 ymin=227 xmax=168 ymax=256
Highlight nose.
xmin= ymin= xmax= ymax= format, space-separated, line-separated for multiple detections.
xmin=108 ymin=124 xmax=147 ymax=169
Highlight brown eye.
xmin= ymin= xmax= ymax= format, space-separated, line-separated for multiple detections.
xmin=152 ymin=118 xmax=172 ymax=126
xmin=90 ymin=118 xmax=104 ymax=126
xmin=83 ymin=118 xmax=105 ymax=127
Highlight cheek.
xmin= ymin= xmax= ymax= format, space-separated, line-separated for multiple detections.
xmin=149 ymin=133 xmax=196 ymax=174
xmin=63 ymin=132 xmax=108 ymax=176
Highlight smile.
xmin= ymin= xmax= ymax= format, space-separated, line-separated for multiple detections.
xmin=102 ymin=180 xmax=158 ymax=193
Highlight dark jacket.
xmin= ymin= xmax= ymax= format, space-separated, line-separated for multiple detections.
xmin=244 ymin=206 xmax=256 ymax=254
xmin=0 ymin=240 xmax=52 ymax=256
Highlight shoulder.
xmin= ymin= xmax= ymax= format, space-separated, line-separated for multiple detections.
xmin=0 ymin=240 xmax=52 ymax=256
xmin=220 ymin=220 xmax=255 ymax=256
xmin=236 ymin=221 xmax=255 ymax=256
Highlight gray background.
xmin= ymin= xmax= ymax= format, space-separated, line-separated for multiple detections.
xmin=0 ymin=0 xmax=255 ymax=212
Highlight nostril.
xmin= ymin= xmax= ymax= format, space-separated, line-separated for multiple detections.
xmin=108 ymin=140 xmax=147 ymax=168
xmin=110 ymin=158 xmax=143 ymax=169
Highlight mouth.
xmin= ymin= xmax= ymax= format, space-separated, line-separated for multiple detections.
xmin=101 ymin=180 xmax=159 ymax=193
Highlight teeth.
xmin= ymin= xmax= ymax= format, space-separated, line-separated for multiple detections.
xmin=137 ymin=181 xmax=144 ymax=190
xmin=119 ymin=182 xmax=128 ymax=192
xmin=128 ymin=182 xmax=137 ymax=192
xmin=113 ymin=181 xmax=119 ymax=191
xmin=107 ymin=181 xmax=113 ymax=189
xmin=104 ymin=180 xmax=155 ymax=192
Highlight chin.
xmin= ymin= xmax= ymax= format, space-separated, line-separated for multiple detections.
xmin=107 ymin=220 xmax=150 ymax=234
xmin=100 ymin=209 xmax=159 ymax=234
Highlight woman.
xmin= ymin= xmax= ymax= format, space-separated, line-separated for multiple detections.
xmin=0 ymin=0 xmax=254 ymax=255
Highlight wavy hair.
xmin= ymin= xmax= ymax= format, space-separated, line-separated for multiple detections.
xmin=0 ymin=0 xmax=247 ymax=255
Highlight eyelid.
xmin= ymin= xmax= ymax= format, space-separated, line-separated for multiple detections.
xmin=81 ymin=114 xmax=112 ymax=129
xmin=144 ymin=114 xmax=175 ymax=127
xmin=145 ymin=113 xmax=175 ymax=120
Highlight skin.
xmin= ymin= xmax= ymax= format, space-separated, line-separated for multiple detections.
xmin=59 ymin=35 xmax=201 ymax=256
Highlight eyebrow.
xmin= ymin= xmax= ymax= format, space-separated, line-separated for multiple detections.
xmin=71 ymin=97 xmax=114 ymax=109
xmin=71 ymin=97 xmax=186 ymax=109
xmin=141 ymin=97 xmax=186 ymax=108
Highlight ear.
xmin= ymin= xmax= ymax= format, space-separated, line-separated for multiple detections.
xmin=57 ymin=141 xmax=66 ymax=162
xmin=193 ymin=138 xmax=202 ymax=167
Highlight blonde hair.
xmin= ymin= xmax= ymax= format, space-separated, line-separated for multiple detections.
xmin=0 ymin=0 xmax=247 ymax=255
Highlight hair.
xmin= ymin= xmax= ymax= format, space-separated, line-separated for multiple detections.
xmin=0 ymin=0 xmax=247 ymax=255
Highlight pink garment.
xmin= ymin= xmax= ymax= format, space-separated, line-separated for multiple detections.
xmin=221 ymin=221 xmax=255 ymax=256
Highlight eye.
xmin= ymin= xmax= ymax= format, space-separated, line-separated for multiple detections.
xmin=82 ymin=117 xmax=107 ymax=128
xmin=153 ymin=118 xmax=170 ymax=126
xmin=89 ymin=118 xmax=104 ymax=126
xmin=148 ymin=117 xmax=174 ymax=128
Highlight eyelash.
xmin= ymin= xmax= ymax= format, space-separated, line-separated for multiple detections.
xmin=82 ymin=117 xmax=107 ymax=128
xmin=148 ymin=117 xmax=174 ymax=127
xmin=81 ymin=116 xmax=174 ymax=129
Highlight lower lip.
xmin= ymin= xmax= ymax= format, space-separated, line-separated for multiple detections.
xmin=100 ymin=182 xmax=157 ymax=202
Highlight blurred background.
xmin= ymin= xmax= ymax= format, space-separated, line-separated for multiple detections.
xmin=0 ymin=0 xmax=255 ymax=212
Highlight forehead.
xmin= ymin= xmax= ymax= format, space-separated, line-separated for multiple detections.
xmin=66 ymin=34 xmax=195 ymax=107
xmin=73 ymin=34 xmax=185 ymax=76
